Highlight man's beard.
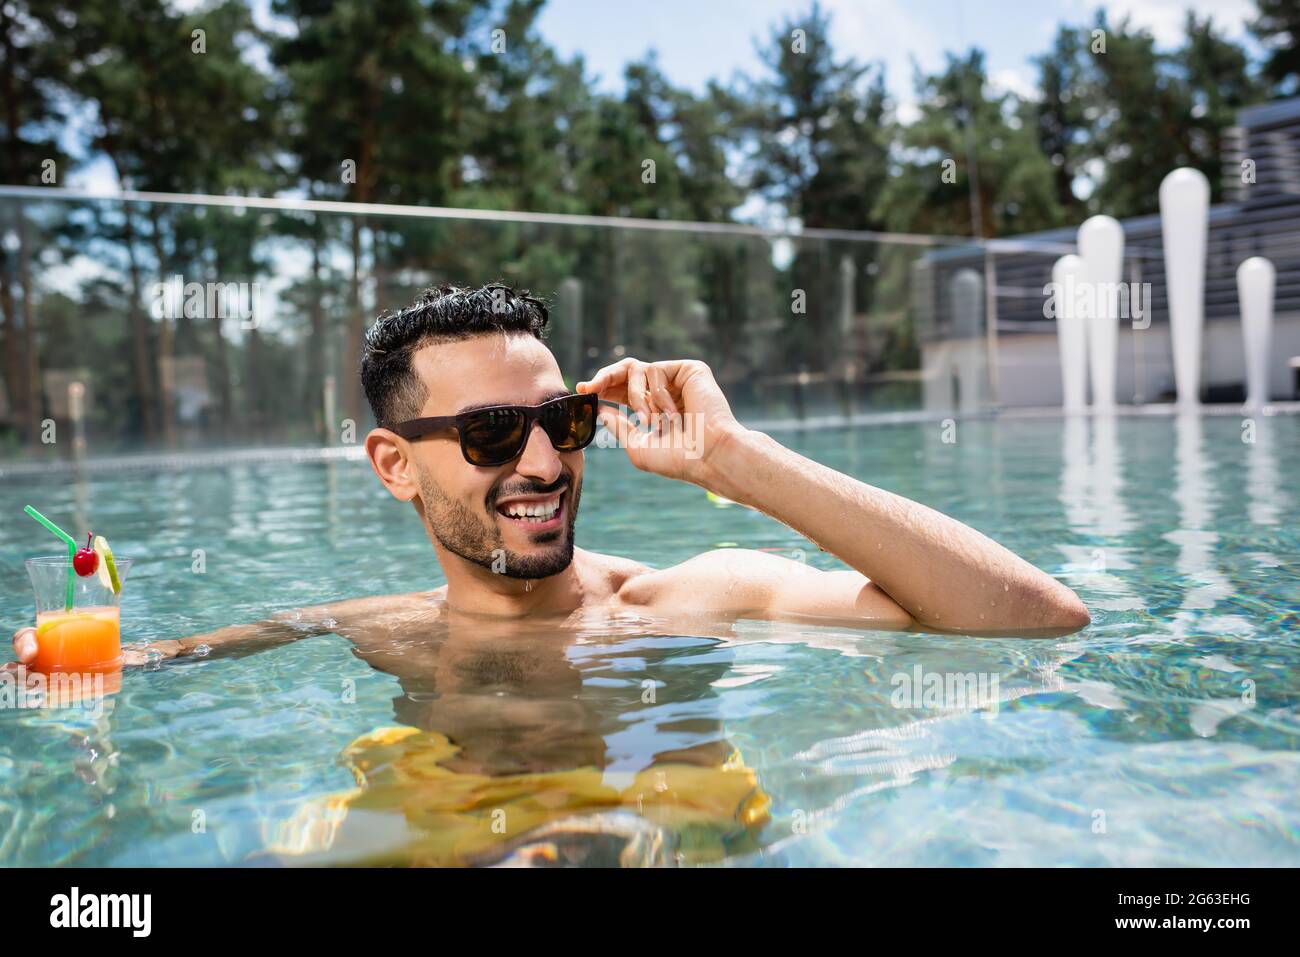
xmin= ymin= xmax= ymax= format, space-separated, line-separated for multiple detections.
xmin=416 ymin=468 xmax=581 ymax=580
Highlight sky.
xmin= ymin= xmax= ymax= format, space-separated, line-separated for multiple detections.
xmin=535 ymin=0 xmax=1261 ymax=118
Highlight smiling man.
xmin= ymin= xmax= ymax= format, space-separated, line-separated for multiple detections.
xmin=358 ymin=282 xmax=1087 ymax=632
xmin=8 ymin=283 xmax=1088 ymax=674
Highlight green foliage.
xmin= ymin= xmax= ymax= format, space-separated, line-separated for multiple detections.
xmin=1251 ymin=0 xmax=1300 ymax=95
xmin=1030 ymin=12 xmax=1266 ymax=219
xmin=742 ymin=1 xmax=890 ymax=231
xmin=876 ymin=50 xmax=1065 ymax=238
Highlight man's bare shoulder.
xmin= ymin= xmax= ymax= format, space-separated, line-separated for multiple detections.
xmin=574 ymin=548 xmax=654 ymax=599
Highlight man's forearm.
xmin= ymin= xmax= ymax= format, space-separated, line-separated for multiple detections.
xmin=152 ymin=615 xmax=324 ymax=660
xmin=701 ymin=427 xmax=1089 ymax=634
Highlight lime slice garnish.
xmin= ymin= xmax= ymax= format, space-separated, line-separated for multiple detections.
xmin=37 ymin=615 xmax=74 ymax=636
xmin=93 ymin=535 xmax=121 ymax=594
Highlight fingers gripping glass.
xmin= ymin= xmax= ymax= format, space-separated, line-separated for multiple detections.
xmin=392 ymin=393 xmax=600 ymax=466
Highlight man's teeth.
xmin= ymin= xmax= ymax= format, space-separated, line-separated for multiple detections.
xmin=501 ymin=496 xmax=561 ymax=521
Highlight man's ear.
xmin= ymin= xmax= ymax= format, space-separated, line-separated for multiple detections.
xmin=366 ymin=428 xmax=420 ymax=502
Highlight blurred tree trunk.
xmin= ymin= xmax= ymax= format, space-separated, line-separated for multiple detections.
xmin=305 ymin=225 xmax=326 ymax=441
xmin=207 ymin=251 xmax=233 ymax=439
xmin=719 ymin=249 xmax=735 ymax=375
xmin=119 ymin=198 xmax=157 ymax=442
xmin=1 ymin=16 xmax=39 ymax=448
xmin=146 ymin=204 xmax=175 ymax=447
xmin=344 ymin=73 xmax=379 ymax=428
xmin=604 ymin=231 xmax=621 ymax=355
xmin=16 ymin=203 xmax=39 ymax=447
xmin=246 ymin=323 xmax=263 ymax=438
xmin=0 ymin=236 xmax=19 ymax=427
xmin=345 ymin=213 xmax=364 ymax=426
xmin=373 ymin=227 xmax=389 ymax=316
xmin=0 ymin=10 xmax=20 ymax=437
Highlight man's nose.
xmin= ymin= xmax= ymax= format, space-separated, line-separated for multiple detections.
xmin=513 ymin=422 xmax=563 ymax=483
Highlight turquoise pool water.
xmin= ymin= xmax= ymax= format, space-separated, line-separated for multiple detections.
xmin=0 ymin=413 xmax=1297 ymax=865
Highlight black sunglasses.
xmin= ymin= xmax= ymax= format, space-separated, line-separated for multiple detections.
xmin=392 ymin=392 xmax=601 ymax=467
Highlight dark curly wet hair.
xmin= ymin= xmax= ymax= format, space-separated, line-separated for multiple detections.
xmin=361 ymin=283 xmax=550 ymax=429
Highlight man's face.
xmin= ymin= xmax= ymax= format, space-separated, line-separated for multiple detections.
xmin=404 ymin=334 xmax=583 ymax=580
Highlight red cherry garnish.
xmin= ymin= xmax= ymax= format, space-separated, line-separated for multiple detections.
xmin=73 ymin=532 xmax=99 ymax=577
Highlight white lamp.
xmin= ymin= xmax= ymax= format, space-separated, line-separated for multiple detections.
xmin=1053 ymin=254 xmax=1088 ymax=412
xmin=1159 ymin=168 xmax=1210 ymax=408
xmin=1237 ymin=257 xmax=1275 ymax=409
xmin=1078 ymin=216 xmax=1124 ymax=412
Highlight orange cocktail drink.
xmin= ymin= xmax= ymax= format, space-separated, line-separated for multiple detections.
xmin=32 ymin=607 xmax=122 ymax=674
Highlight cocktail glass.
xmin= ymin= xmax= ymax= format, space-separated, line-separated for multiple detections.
xmin=25 ymin=555 xmax=131 ymax=675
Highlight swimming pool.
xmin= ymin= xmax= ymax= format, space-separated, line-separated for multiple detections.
xmin=1 ymin=412 xmax=1297 ymax=866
